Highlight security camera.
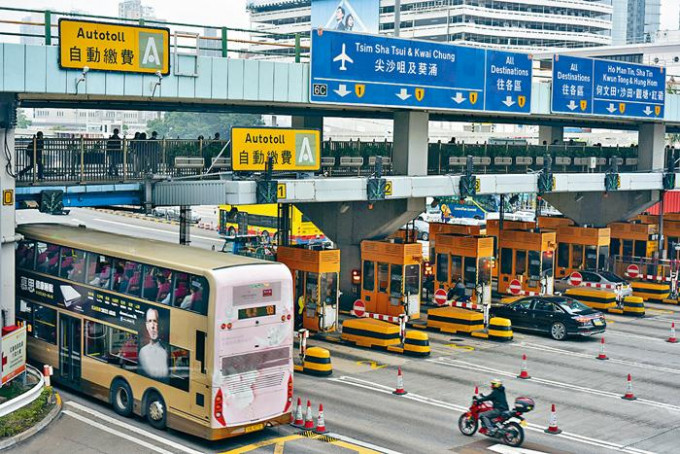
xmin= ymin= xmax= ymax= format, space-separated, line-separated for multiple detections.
xmin=155 ymin=70 xmax=162 ymax=78
xmin=82 ymin=66 xmax=89 ymax=74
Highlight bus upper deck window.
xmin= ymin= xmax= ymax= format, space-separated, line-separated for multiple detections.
xmin=362 ymin=261 xmax=374 ymax=291
xmin=16 ymin=240 xmax=36 ymax=270
xmin=60 ymin=248 xmax=87 ymax=283
xmin=142 ymin=265 xmax=173 ymax=302
xmin=87 ymin=253 xmax=112 ymax=289
xmin=113 ymin=259 xmax=143 ymax=297
xmin=175 ymin=274 xmax=209 ymax=315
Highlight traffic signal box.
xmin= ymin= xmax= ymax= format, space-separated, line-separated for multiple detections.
xmin=277 ymin=245 xmax=340 ymax=334
xmin=497 ymin=229 xmax=557 ymax=296
xmin=552 ymin=225 xmax=611 ymax=278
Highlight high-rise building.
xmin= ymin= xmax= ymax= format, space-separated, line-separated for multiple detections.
xmin=611 ymin=0 xmax=661 ymax=45
xmin=248 ymin=0 xmax=613 ymax=53
xmin=118 ymin=0 xmax=157 ymax=21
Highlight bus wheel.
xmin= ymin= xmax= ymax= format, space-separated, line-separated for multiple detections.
xmin=227 ymin=227 xmax=236 ymax=237
xmin=111 ymin=379 xmax=133 ymax=417
xmin=145 ymin=391 xmax=167 ymax=430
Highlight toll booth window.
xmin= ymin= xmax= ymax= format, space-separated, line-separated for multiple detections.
xmin=405 ymin=264 xmax=420 ymax=296
xmin=571 ymin=245 xmax=583 ymax=268
xmin=668 ymin=237 xmax=679 ymax=258
xmin=320 ymin=273 xmax=338 ymax=305
xmin=450 ymin=255 xmax=462 ymax=281
xmin=500 ymin=248 xmax=513 ymax=274
xmin=515 ymin=250 xmax=527 ymax=275
xmin=557 ymin=243 xmax=570 ymax=268
xmin=528 ymin=251 xmax=541 ymax=279
xmin=542 ymin=251 xmax=554 ymax=277
xmin=598 ymin=246 xmax=609 ymax=268
xmin=390 ymin=264 xmax=403 ymax=297
xmin=478 ymin=257 xmax=492 ymax=284
xmin=60 ymin=248 xmax=87 ymax=283
xmin=634 ymin=241 xmax=647 ymax=257
xmin=378 ymin=263 xmax=389 ymax=293
xmin=306 ymin=272 xmax=319 ymax=310
xmin=16 ymin=240 xmax=35 ymax=269
xmin=363 ymin=261 xmax=375 ymax=291
xmin=436 ymin=253 xmax=449 ymax=283
xmin=87 ymin=253 xmax=113 ymax=289
xmin=585 ymin=246 xmax=598 ymax=269
xmin=622 ymin=240 xmax=633 ymax=257
xmin=464 ymin=257 xmax=476 ymax=287
xmin=610 ymin=238 xmax=621 ymax=257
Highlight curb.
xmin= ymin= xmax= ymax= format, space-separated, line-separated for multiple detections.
xmin=0 ymin=392 xmax=63 ymax=451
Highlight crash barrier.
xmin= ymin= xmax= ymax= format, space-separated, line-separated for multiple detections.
xmin=403 ymin=331 xmax=431 ymax=356
xmin=302 ymin=347 xmax=333 ymax=376
xmin=0 ymin=365 xmax=45 ymax=418
xmin=565 ymin=288 xmax=618 ymax=311
xmin=426 ymin=307 xmax=484 ymax=334
xmin=487 ymin=317 xmax=513 ymax=341
xmin=622 ymin=296 xmax=645 ymax=316
xmin=341 ymin=318 xmax=401 ymax=348
xmin=631 ymin=281 xmax=671 ymax=302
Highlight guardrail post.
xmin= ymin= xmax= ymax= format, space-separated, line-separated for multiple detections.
xmin=221 ymin=27 xmax=228 ymax=57
xmin=44 ymin=10 xmax=52 ymax=45
xmin=79 ymin=137 xmax=85 ymax=182
xmin=295 ymin=34 xmax=301 ymax=63
xmin=123 ymin=138 xmax=128 ymax=180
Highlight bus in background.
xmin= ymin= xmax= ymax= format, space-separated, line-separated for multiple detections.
xmin=438 ymin=196 xmax=504 ymax=221
xmin=15 ymin=224 xmax=293 ymax=440
xmin=218 ymin=204 xmax=326 ymax=244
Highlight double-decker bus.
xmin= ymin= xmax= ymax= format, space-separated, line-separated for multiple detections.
xmin=15 ymin=224 xmax=294 ymax=440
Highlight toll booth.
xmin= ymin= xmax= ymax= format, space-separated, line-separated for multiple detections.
xmin=608 ymin=222 xmax=658 ymax=260
xmin=428 ymin=222 xmax=485 ymax=263
xmin=485 ymin=220 xmax=535 ymax=277
xmin=360 ymin=239 xmax=422 ymax=320
xmin=497 ymin=229 xmax=556 ymax=296
xmin=636 ymin=215 xmax=680 ymax=260
xmin=277 ymin=245 xmax=340 ymax=333
xmin=433 ymin=234 xmax=494 ymax=305
xmin=537 ymin=216 xmax=574 ymax=230
xmin=554 ymin=226 xmax=611 ymax=278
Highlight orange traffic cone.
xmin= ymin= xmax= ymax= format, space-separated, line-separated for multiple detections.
xmin=292 ymin=397 xmax=304 ymax=427
xmin=393 ymin=367 xmax=408 ymax=395
xmin=303 ymin=400 xmax=316 ymax=429
xmin=544 ymin=404 xmax=562 ymax=434
xmin=596 ymin=337 xmax=609 ymax=360
xmin=668 ymin=322 xmax=678 ymax=343
xmin=517 ymin=354 xmax=531 ymax=379
xmin=622 ymin=374 xmax=637 ymax=401
xmin=314 ymin=404 xmax=328 ymax=434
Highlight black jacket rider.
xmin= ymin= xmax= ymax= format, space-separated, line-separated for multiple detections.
xmin=478 ymin=385 xmax=509 ymax=412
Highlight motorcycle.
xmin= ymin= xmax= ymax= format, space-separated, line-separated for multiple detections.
xmin=458 ymin=396 xmax=535 ymax=447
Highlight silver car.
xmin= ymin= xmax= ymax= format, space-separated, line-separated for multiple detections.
xmin=554 ymin=270 xmax=633 ymax=299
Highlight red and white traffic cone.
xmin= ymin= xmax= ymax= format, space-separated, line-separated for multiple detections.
xmin=517 ymin=354 xmax=531 ymax=379
xmin=303 ymin=400 xmax=316 ymax=429
xmin=314 ymin=404 xmax=328 ymax=434
xmin=596 ymin=337 xmax=609 ymax=360
xmin=292 ymin=397 xmax=304 ymax=427
xmin=393 ymin=367 xmax=408 ymax=395
xmin=668 ymin=322 xmax=678 ymax=344
xmin=622 ymin=374 xmax=637 ymax=401
xmin=544 ymin=404 xmax=562 ymax=434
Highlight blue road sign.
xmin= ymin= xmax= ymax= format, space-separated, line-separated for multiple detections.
xmin=310 ymin=29 xmax=532 ymax=114
xmin=552 ymin=54 xmax=665 ymax=119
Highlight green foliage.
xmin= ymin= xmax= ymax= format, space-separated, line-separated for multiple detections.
xmin=0 ymin=388 xmax=54 ymax=438
xmin=16 ymin=110 xmax=31 ymax=129
xmin=146 ymin=112 xmax=263 ymax=139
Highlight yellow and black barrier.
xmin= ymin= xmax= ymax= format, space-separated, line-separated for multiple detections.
xmin=631 ymin=281 xmax=671 ymax=302
xmin=565 ymin=288 xmax=617 ymax=311
xmin=341 ymin=318 xmax=402 ymax=348
xmin=661 ymin=298 xmax=679 ymax=305
xmin=488 ymin=317 xmax=513 ymax=341
xmin=302 ymin=347 xmax=333 ymax=376
xmin=403 ymin=331 xmax=431 ymax=356
xmin=622 ymin=296 xmax=645 ymax=317
xmin=426 ymin=307 xmax=484 ymax=334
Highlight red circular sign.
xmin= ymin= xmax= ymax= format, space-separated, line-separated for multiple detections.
xmin=509 ymin=279 xmax=522 ymax=295
xmin=353 ymin=300 xmax=366 ymax=317
xmin=569 ymin=272 xmax=583 ymax=286
xmin=627 ymin=264 xmax=640 ymax=278
xmin=434 ymin=289 xmax=448 ymax=306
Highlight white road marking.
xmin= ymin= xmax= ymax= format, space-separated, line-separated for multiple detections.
xmin=62 ymin=410 xmax=174 ymax=454
xmin=93 ymin=218 xmax=219 ymax=242
xmin=65 ymin=401 xmax=204 ymax=454
xmin=428 ymin=357 xmax=680 ymax=413
xmin=326 ymin=432 xmax=404 ymax=454
xmin=328 ymin=376 xmax=656 ymax=454
xmin=488 ymin=444 xmax=549 ymax=454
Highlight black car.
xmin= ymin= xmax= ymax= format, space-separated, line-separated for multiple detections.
xmin=492 ymin=296 xmax=606 ymax=341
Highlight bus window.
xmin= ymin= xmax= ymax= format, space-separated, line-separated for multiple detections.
xmin=464 ymin=257 xmax=476 ymax=287
xmin=610 ymin=238 xmax=621 ymax=257
xmin=436 ymin=253 xmax=448 ymax=283
xmin=528 ymin=251 xmax=540 ymax=279
xmin=405 ymin=264 xmax=420 ymax=296
xmin=622 ymin=240 xmax=633 ymax=257
xmin=542 ymin=251 xmax=554 ymax=277
xmin=451 ymin=255 xmax=462 ymax=281
xmin=87 ymin=253 xmax=113 ymax=289
xmin=390 ymin=264 xmax=402 ymax=298
xmin=142 ymin=266 xmax=173 ymax=303
xmin=501 ymin=248 xmax=513 ymax=274
xmin=17 ymin=300 xmax=33 ymax=333
xmin=363 ymin=261 xmax=375 ymax=291
xmin=598 ymin=246 xmax=609 ymax=268
xmin=16 ymin=240 xmax=35 ymax=269
xmin=634 ymin=240 xmax=647 ymax=257
xmin=36 ymin=243 xmax=59 ymax=274
xmin=85 ymin=321 xmax=138 ymax=370
xmin=585 ymin=246 xmax=598 ymax=269
xmin=320 ymin=273 xmax=338 ymax=305
xmin=169 ymin=346 xmax=190 ymax=391
xmin=557 ymin=243 xmax=569 ymax=268
xmin=516 ymin=250 xmax=527 ymax=275
xmin=176 ymin=275 xmax=209 ymax=314
xmin=60 ymin=248 xmax=87 ymax=283
xmin=571 ymin=245 xmax=583 ymax=269
xmin=34 ymin=304 xmax=57 ymax=344
xmin=113 ymin=259 xmax=143 ymax=297
xmin=378 ymin=263 xmax=389 ymax=293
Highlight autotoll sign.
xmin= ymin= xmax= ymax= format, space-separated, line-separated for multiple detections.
xmin=231 ymin=127 xmax=321 ymax=172
xmin=59 ymin=19 xmax=170 ymax=75
xmin=1 ymin=326 xmax=26 ymax=386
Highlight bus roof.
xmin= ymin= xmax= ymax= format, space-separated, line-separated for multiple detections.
xmin=18 ymin=223 xmax=273 ymax=273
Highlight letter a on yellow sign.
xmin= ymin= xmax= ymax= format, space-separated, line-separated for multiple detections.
xmin=469 ymin=92 xmax=478 ymax=105
xmin=415 ymin=88 xmax=425 ymax=101
xmin=355 ymin=84 xmax=365 ymax=98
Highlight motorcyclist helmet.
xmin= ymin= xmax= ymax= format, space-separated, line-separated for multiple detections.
xmin=490 ymin=378 xmax=502 ymax=389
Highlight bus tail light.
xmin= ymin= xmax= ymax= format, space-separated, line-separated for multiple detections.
xmin=214 ymin=388 xmax=226 ymax=426
xmin=284 ymin=375 xmax=294 ymax=412
xmin=351 ymin=269 xmax=361 ymax=285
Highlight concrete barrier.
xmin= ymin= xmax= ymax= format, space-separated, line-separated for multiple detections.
xmin=631 ymin=281 xmax=671 ymax=302
xmin=341 ymin=318 xmax=401 ymax=348
xmin=622 ymin=296 xmax=645 ymax=317
xmin=302 ymin=347 xmax=332 ymax=376
xmin=488 ymin=317 xmax=513 ymax=341
xmin=403 ymin=331 xmax=431 ymax=356
xmin=565 ymin=288 xmax=617 ymax=310
xmin=426 ymin=307 xmax=484 ymax=334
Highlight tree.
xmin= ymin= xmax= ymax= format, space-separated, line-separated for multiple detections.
xmin=16 ymin=109 xmax=31 ymax=128
xmin=146 ymin=112 xmax=263 ymax=139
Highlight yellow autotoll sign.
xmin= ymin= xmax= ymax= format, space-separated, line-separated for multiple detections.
xmin=231 ymin=128 xmax=321 ymax=172
xmin=59 ymin=19 xmax=170 ymax=75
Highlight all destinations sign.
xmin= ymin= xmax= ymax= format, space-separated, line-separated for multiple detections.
xmin=231 ymin=127 xmax=321 ymax=172
xmin=551 ymin=54 xmax=665 ymax=119
xmin=59 ymin=19 xmax=170 ymax=75
xmin=310 ymin=29 xmax=532 ymax=114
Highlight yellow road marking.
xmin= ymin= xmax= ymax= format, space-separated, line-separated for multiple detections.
xmin=220 ymin=435 xmax=302 ymax=454
xmin=273 ymin=441 xmax=285 ymax=454
xmin=649 ymin=308 xmax=674 ymax=315
xmin=328 ymin=439 xmax=383 ymax=453
xmin=356 ymin=360 xmax=387 ymax=370
xmin=444 ymin=343 xmax=475 ymax=351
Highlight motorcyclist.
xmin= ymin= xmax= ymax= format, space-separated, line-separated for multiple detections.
xmin=477 ymin=378 xmax=509 ymax=435
xmin=447 ymin=278 xmax=470 ymax=303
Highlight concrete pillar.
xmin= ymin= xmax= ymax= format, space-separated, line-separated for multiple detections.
xmin=291 ymin=115 xmax=323 ymax=136
xmin=0 ymin=96 xmax=16 ymax=325
xmin=393 ymin=111 xmax=428 ymax=176
xmin=638 ymin=123 xmax=666 ymax=171
xmin=298 ymin=198 xmax=425 ymax=309
xmin=538 ymin=126 xmax=563 ymax=145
